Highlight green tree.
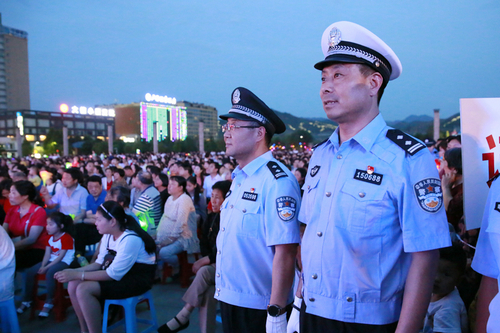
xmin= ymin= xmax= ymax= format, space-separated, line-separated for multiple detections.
xmin=22 ymin=139 xmax=32 ymax=157
xmin=92 ymin=140 xmax=108 ymax=154
xmin=43 ymin=129 xmax=63 ymax=155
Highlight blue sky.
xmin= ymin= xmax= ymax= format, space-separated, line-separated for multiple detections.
xmin=1 ymin=0 xmax=499 ymax=121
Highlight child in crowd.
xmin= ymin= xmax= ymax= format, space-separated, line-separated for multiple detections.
xmin=17 ymin=212 xmax=74 ymax=318
xmin=422 ymin=243 xmax=468 ymax=333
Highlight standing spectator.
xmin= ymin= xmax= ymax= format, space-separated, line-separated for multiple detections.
xmin=293 ymin=167 xmax=307 ymax=196
xmin=203 ymin=161 xmax=222 ymax=202
xmin=216 ymin=87 xmax=300 ymax=333
xmin=124 ymin=166 xmax=134 ymax=186
xmin=3 ymin=180 xmax=49 ymax=270
xmin=441 ymin=148 xmax=463 ymax=233
xmin=292 ymin=21 xmax=451 ymax=333
xmin=131 ymin=171 xmax=163 ymax=234
xmin=193 ymin=164 xmax=205 ymax=189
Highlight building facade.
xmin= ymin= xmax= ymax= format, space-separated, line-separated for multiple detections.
xmin=113 ymin=100 xmax=219 ymax=142
xmin=0 ymin=14 xmax=30 ymax=111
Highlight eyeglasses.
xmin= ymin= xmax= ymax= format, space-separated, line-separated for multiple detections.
xmin=221 ymin=123 xmax=260 ymax=133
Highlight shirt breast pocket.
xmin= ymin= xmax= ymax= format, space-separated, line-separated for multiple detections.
xmin=236 ymin=201 xmax=261 ymax=238
xmin=301 ymin=177 xmax=320 ymax=223
xmin=339 ymin=180 xmax=387 ymax=235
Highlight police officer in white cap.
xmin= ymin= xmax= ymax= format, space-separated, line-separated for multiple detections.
xmin=287 ymin=21 xmax=451 ymax=333
xmin=216 ymin=87 xmax=301 ymax=333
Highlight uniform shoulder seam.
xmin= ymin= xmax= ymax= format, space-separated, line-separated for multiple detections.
xmin=266 ymin=161 xmax=288 ymax=180
xmin=313 ymin=139 xmax=328 ymax=149
xmin=386 ymin=129 xmax=426 ymax=156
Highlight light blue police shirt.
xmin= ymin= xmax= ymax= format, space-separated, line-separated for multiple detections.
xmin=472 ymin=177 xmax=500 ymax=279
xmin=299 ymin=114 xmax=451 ymax=325
xmin=215 ymin=151 xmax=301 ymax=310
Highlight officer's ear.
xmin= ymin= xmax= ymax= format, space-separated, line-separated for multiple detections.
xmin=368 ymin=72 xmax=384 ymax=98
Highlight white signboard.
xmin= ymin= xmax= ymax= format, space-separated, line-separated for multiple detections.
xmin=460 ymin=98 xmax=500 ymax=230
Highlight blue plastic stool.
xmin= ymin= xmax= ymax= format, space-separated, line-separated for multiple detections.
xmin=0 ymin=298 xmax=21 ymax=333
xmin=102 ymin=290 xmax=158 ymax=333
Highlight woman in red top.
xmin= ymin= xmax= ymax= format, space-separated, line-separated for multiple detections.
xmin=3 ymin=180 xmax=48 ymax=270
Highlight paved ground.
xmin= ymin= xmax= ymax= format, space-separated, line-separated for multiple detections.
xmin=15 ymin=281 xmax=224 ymax=333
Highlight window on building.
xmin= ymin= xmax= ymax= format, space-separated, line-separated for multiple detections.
xmin=63 ymin=121 xmax=74 ymax=128
xmin=86 ymin=122 xmax=95 ymax=129
xmin=7 ymin=119 xmax=13 ymax=127
xmin=75 ymin=121 xmax=85 ymax=129
xmin=38 ymin=119 xmax=50 ymax=127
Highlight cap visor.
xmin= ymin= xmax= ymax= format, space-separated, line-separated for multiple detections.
xmin=219 ymin=111 xmax=256 ymax=122
xmin=314 ymin=54 xmax=368 ymax=70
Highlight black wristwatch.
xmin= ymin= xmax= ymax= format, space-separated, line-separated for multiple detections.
xmin=267 ymin=304 xmax=286 ymax=317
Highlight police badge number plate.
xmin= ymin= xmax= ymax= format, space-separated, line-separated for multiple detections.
xmin=414 ymin=178 xmax=443 ymax=213
xmin=276 ymin=196 xmax=297 ymax=222
xmin=354 ymin=169 xmax=383 ymax=185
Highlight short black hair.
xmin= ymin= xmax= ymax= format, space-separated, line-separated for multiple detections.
xmin=439 ymin=243 xmax=467 ymax=276
xmin=63 ymin=167 xmax=83 ymax=183
xmin=114 ymin=168 xmax=125 ymax=178
xmin=158 ymin=173 xmax=169 ymax=187
xmin=444 ymin=148 xmax=462 ymax=175
xmin=87 ymin=175 xmax=102 ymax=185
xmin=212 ymin=180 xmax=232 ymax=198
xmin=295 ymin=167 xmax=307 ymax=179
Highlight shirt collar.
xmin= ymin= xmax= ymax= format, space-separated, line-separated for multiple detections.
xmin=233 ymin=151 xmax=273 ymax=178
xmin=327 ymin=113 xmax=387 ymax=152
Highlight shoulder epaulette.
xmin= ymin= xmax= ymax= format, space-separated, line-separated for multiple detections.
xmin=487 ymin=172 xmax=500 ymax=188
xmin=386 ymin=129 xmax=426 ymax=156
xmin=267 ymin=161 xmax=288 ymax=180
xmin=313 ymin=139 xmax=328 ymax=149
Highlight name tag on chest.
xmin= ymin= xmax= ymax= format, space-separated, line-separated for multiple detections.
xmin=353 ymin=169 xmax=383 ymax=185
xmin=242 ymin=192 xmax=258 ymax=201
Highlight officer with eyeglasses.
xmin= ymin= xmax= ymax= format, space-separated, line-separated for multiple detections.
xmin=215 ymin=87 xmax=301 ymax=333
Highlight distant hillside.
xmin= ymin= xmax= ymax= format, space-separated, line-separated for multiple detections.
xmin=271 ymin=110 xmax=461 ymax=144
xmin=273 ymin=110 xmax=337 ymax=144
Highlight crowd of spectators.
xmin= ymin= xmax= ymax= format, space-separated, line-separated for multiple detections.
xmin=0 ymin=136 xmax=494 ymax=332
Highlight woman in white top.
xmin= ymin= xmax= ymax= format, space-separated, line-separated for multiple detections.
xmin=157 ymin=176 xmax=198 ymax=267
xmin=55 ymin=201 xmax=156 ymax=333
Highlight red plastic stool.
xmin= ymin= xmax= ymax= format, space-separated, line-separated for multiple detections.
xmin=161 ymin=252 xmax=200 ymax=288
xmin=30 ymin=274 xmax=71 ymax=322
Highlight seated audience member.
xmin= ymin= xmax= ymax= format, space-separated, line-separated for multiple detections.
xmin=0 ymin=178 xmax=13 ymax=223
xmin=41 ymin=167 xmax=88 ymax=223
xmin=74 ymin=175 xmax=106 ymax=255
xmin=55 ymin=201 xmax=156 ymax=333
xmin=132 ymin=171 xmax=163 ymax=233
xmin=158 ymin=180 xmax=231 ymax=333
xmin=3 ymin=180 xmax=48 ymax=270
xmin=17 ymin=212 xmax=74 ymax=317
xmin=154 ymin=173 xmax=170 ymax=213
xmin=193 ymin=164 xmax=205 ymax=189
xmin=423 ymin=243 xmax=468 ymax=333
xmin=0 ymin=226 xmax=15 ymax=305
xmin=156 ymin=176 xmax=198 ymax=269
xmin=294 ymin=167 xmax=307 ymax=196
xmin=102 ymin=167 xmax=114 ymax=191
xmin=106 ymin=186 xmax=139 ymax=224
xmin=441 ymin=148 xmax=463 ymax=233
xmin=44 ymin=167 xmax=63 ymax=196
xmin=202 ymin=161 xmax=222 ymax=201
xmin=178 ymin=161 xmax=193 ymax=180
xmin=447 ymin=135 xmax=462 ymax=149
xmin=124 ymin=166 xmax=134 ymax=186
xmin=112 ymin=168 xmax=128 ymax=188
xmin=12 ymin=171 xmax=27 ymax=182
xmin=28 ymin=165 xmax=43 ymax=190
xmin=186 ymin=176 xmax=207 ymax=225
